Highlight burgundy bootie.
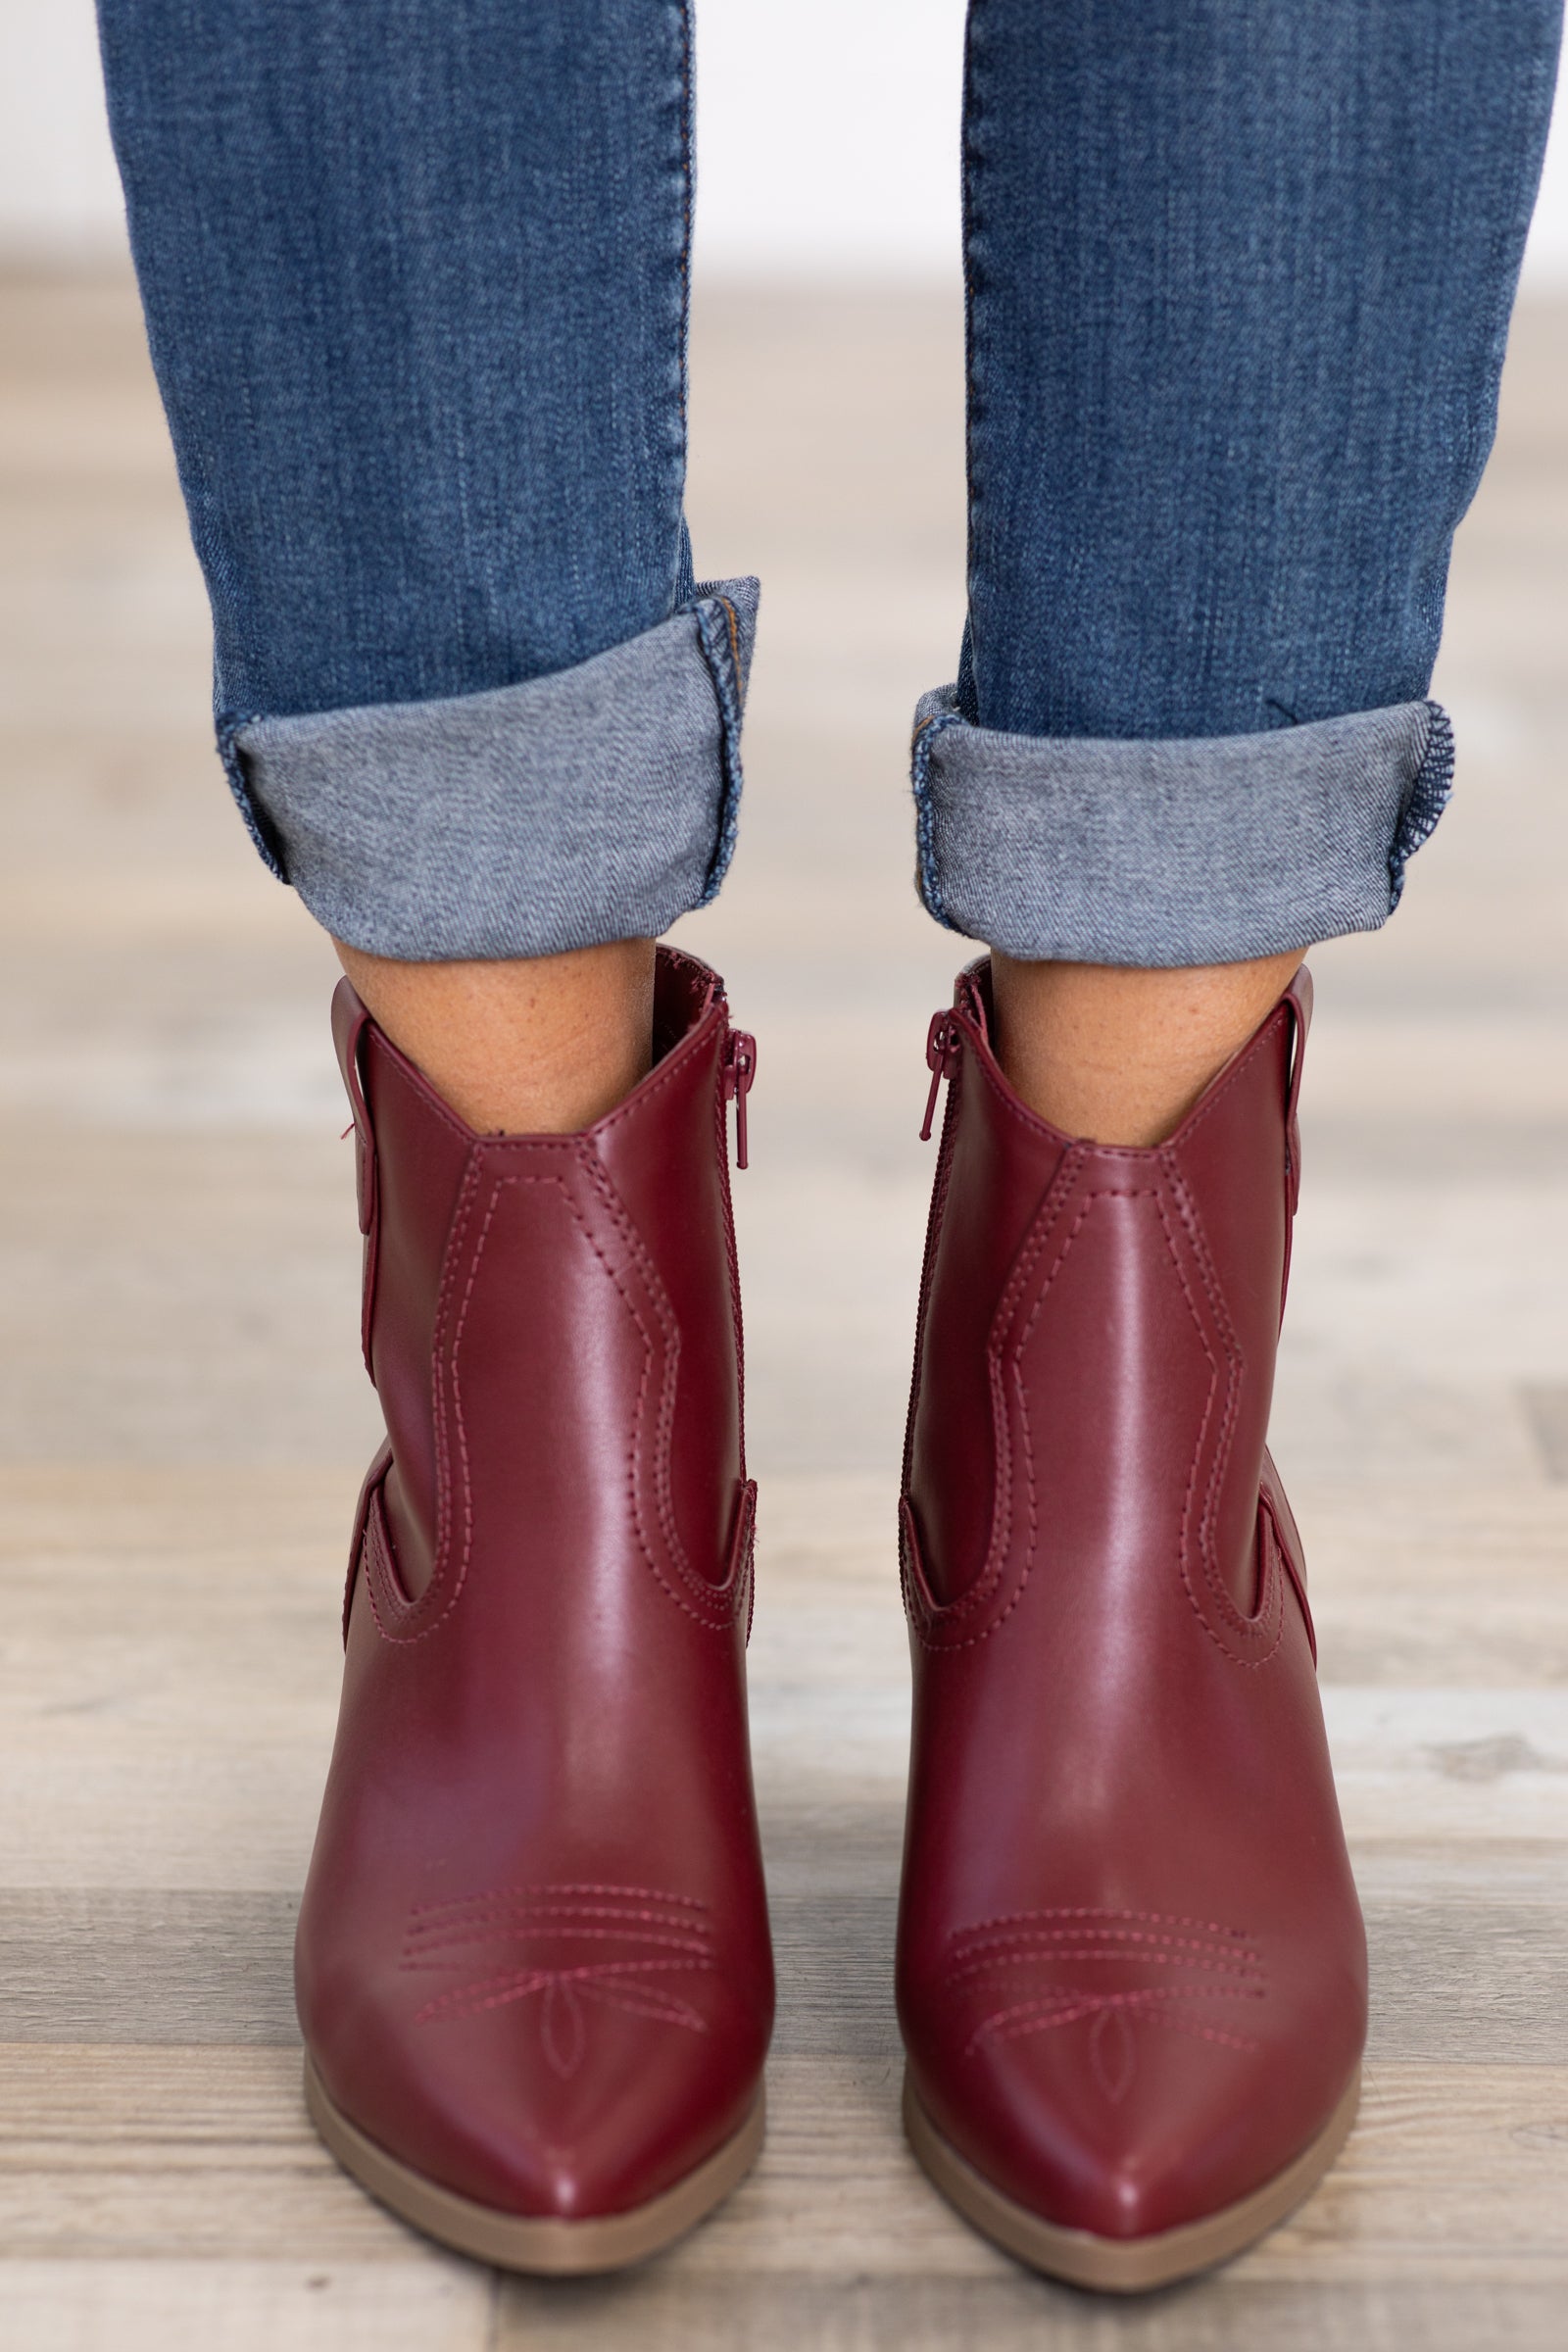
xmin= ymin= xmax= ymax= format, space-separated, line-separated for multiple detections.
xmin=295 ymin=947 xmax=771 ymax=2272
xmin=897 ymin=961 xmax=1365 ymax=2291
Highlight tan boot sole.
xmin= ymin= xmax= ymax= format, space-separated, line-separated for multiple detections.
xmin=304 ymin=2053 xmax=764 ymax=2274
xmin=903 ymin=2063 xmax=1360 ymax=2293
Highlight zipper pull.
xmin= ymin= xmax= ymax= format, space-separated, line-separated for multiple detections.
xmin=723 ymin=1029 xmax=758 ymax=1168
xmin=920 ymin=1010 xmax=959 ymax=1142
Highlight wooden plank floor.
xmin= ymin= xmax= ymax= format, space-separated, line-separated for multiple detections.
xmin=1 ymin=270 xmax=1565 ymax=2348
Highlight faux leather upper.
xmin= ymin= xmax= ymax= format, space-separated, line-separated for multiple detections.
xmin=296 ymin=948 xmax=772 ymax=2220
xmin=898 ymin=962 xmax=1365 ymax=2240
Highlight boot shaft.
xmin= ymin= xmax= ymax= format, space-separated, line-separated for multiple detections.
xmin=905 ymin=957 xmax=1309 ymax=1630
xmin=331 ymin=946 xmax=756 ymax=1632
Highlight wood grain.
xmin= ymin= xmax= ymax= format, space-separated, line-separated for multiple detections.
xmin=0 ymin=2050 xmax=1562 ymax=2282
xmin=1 ymin=270 xmax=1566 ymax=2346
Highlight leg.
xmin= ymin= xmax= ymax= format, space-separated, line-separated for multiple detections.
xmin=96 ymin=0 xmax=771 ymax=2266
xmin=914 ymin=0 xmax=1562 ymax=1145
xmin=333 ymin=939 xmax=657 ymax=1133
xmin=899 ymin=0 xmax=1562 ymax=2288
xmin=990 ymin=949 xmax=1301 ymax=1147
xmin=97 ymin=0 xmax=755 ymax=1132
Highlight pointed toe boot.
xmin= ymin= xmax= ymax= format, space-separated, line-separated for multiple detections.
xmin=896 ymin=960 xmax=1365 ymax=2292
xmin=295 ymin=947 xmax=772 ymax=2272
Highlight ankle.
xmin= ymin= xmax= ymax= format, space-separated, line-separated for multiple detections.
xmin=989 ymin=950 xmax=1304 ymax=1147
xmin=333 ymin=937 xmax=657 ymax=1134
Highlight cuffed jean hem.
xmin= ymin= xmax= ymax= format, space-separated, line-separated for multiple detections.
xmin=219 ymin=577 xmax=759 ymax=960
xmin=909 ymin=689 xmax=1453 ymax=966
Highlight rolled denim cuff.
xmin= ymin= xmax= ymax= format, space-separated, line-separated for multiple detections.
xmin=222 ymin=578 xmax=758 ymax=959
xmin=910 ymin=690 xmax=1453 ymax=965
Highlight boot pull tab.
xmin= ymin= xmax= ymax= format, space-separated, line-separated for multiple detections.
xmin=920 ymin=1010 xmax=961 ymax=1142
xmin=722 ymin=1029 xmax=758 ymax=1169
xmin=331 ymin=979 xmax=377 ymax=1235
xmin=1283 ymin=965 xmax=1314 ymax=1217
xmin=331 ymin=979 xmax=381 ymax=1378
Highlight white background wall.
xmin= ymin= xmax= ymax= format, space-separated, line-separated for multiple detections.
xmin=0 ymin=0 xmax=1564 ymax=282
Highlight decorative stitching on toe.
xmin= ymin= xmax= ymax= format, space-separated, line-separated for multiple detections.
xmin=944 ymin=1908 xmax=1268 ymax=2091
xmin=402 ymin=1882 xmax=719 ymax=2075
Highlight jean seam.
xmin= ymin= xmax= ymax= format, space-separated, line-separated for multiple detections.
xmin=960 ymin=0 xmax=990 ymax=723
xmin=1388 ymin=699 xmax=1454 ymax=911
xmin=217 ymin=710 xmax=287 ymax=880
xmin=910 ymin=705 xmax=967 ymax=928
xmin=671 ymin=0 xmax=694 ymax=566
xmin=691 ymin=593 xmax=747 ymax=906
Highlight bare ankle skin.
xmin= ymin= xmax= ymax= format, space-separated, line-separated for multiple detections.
xmin=332 ymin=937 xmax=657 ymax=1134
xmin=989 ymin=950 xmax=1306 ymax=1148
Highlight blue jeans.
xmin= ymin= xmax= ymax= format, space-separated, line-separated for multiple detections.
xmin=97 ymin=2 xmax=1561 ymax=965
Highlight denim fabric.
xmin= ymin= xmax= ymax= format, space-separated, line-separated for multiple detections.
xmin=919 ymin=0 xmax=1562 ymax=960
xmin=99 ymin=2 xmax=1562 ymax=964
xmin=957 ymin=0 xmax=1562 ymax=744
xmin=914 ymin=689 xmax=1452 ymax=966
xmin=98 ymin=0 xmax=693 ymax=722
xmin=97 ymin=0 xmax=710 ymax=954
xmin=236 ymin=579 xmax=757 ymax=958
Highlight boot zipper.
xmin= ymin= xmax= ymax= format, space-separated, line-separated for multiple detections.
xmin=723 ymin=1029 xmax=758 ymax=1168
xmin=920 ymin=1010 xmax=960 ymax=1141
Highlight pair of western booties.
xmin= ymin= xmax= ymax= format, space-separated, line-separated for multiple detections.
xmin=294 ymin=945 xmax=1365 ymax=2294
